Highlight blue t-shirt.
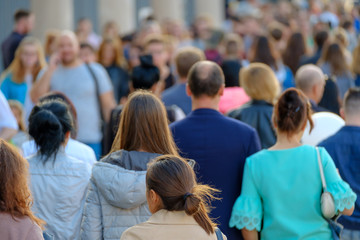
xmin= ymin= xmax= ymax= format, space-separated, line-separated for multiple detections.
xmin=319 ymin=126 xmax=360 ymax=230
xmin=37 ymin=63 xmax=113 ymax=143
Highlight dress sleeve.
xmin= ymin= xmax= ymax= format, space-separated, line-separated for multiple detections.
xmin=320 ymin=147 xmax=357 ymax=213
xmin=229 ymin=159 xmax=263 ymax=231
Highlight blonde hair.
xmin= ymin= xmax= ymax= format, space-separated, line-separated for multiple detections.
xmin=110 ymin=90 xmax=179 ymax=156
xmin=240 ymin=63 xmax=280 ymax=104
xmin=2 ymin=37 xmax=46 ymax=84
xmin=8 ymin=100 xmax=26 ymax=132
xmin=333 ymin=27 xmax=349 ymax=48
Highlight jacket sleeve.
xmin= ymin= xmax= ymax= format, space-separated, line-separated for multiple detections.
xmin=80 ymin=179 xmax=103 ymax=240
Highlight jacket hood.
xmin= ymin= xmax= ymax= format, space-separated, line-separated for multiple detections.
xmin=91 ymin=150 xmax=161 ymax=209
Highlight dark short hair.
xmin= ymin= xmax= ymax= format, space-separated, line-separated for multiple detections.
xmin=80 ymin=42 xmax=95 ymax=52
xmin=314 ymin=30 xmax=329 ymax=49
xmin=175 ymin=47 xmax=205 ymax=79
xmin=188 ymin=61 xmax=224 ymax=98
xmin=14 ymin=9 xmax=31 ymax=22
xmin=344 ymin=87 xmax=360 ymax=115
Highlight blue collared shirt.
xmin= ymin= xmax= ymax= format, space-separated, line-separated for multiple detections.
xmin=319 ymin=126 xmax=360 ymax=230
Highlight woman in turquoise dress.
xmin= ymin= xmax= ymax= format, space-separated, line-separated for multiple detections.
xmin=229 ymin=88 xmax=356 ymax=240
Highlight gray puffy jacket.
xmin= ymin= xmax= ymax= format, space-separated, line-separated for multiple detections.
xmin=80 ymin=150 xmax=161 ymax=240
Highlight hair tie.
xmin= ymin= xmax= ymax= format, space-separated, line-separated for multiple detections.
xmin=183 ymin=192 xmax=193 ymax=201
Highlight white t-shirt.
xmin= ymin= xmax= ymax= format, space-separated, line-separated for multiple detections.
xmin=37 ymin=63 xmax=113 ymax=143
xmin=22 ymin=138 xmax=97 ymax=166
xmin=0 ymin=90 xmax=18 ymax=131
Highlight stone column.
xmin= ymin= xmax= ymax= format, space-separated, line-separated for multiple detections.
xmin=31 ymin=0 xmax=74 ymax=40
xmin=151 ymin=0 xmax=185 ymax=22
xmin=195 ymin=0 xmax=225 ymax=28
xmin=98 ymin=0 xmax=136 ymax=35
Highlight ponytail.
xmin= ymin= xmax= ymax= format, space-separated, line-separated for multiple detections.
xmin=28 ymin=100 xmax=73 ymax=163
xmin=146 ymin=155 xmax=220 ymax=235
xmin=184 ymin=185 xmax=218 ymax=234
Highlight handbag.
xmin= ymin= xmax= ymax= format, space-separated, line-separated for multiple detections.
xmin=316 ymin=147 xmax=344 ymax=240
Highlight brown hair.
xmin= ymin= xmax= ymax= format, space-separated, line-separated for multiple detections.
xmin=318 ymin=42 xmax=348 ymax=75
xmin=282 ymin=32 xmax=306 ymax=74
xmin=146 ymin=155 xmax=219 ymax=235
xmin=44 ymin=30 xmax=60 ymax=57
xmin=352 ymin=42 xmax=360 ymax=75
xmin=240 ymin=63 xmax=280 ymax=104
xmin=249 ymin=36 xmax=280 ymax=71
xmin=143 ymin=34 xmax=165 ymax=50
xmin=14 ymin=9 xmax=31 ymax=22
xmin=343 ymin=87 xmax=360 ymax=115
xmin=97 ymin=38 xmax=128 ymax=69
xmin=0 ymin=139 xmax=44 ymax=228
xmin=175 ymin=47 xmax=205 ymax=79
xmin=188 ymin=61 xmax=225 ymax=98
xmin=223 ymin=33 xmax=243 ymax=56
xmin=273 ymin=88 xmax=314 ymax=137
xmin=2 ymin=37 xmax=46 ymax=84
xmin=110 ymin=90 xmax=178 ymax=156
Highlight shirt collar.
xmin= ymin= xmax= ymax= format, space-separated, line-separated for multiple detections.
xmin=147 ymin=209 xmax=198 ymax=225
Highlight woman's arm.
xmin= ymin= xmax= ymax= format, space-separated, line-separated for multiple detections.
xmin=341 ymin=206 xmax=355 ymax=216
xmin=242 ymin=229 xmax=258 ymax=240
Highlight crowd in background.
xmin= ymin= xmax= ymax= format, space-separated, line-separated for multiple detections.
xmin=0 ymin=0 xmax=360 ymax=239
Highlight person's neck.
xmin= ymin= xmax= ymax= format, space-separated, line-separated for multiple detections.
xmin=269 ymin=132 xmax=302 ymax=150
xmin=345 ymin=116 xmax=360 ymax=127
xmin=102 ymin=59 xmax=114 ymax=67
xmin=192 ymin=96 xmax=220 ymax=111
xmin=62 ymin=58 xmax=81 ymax=68
xmin=305 ymin=92 xmax=318 ymax=105
xmin=14 ymin=25 xmax=26 ymax=35
xmin=179 ymin=77 xmax=187 ymax=84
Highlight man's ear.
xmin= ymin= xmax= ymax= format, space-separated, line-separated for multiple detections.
xmin=340 ymin=108 xmax=346 ymax=120
xmin=218 ymin=84 xmax=225 ymax=96
xmin=186 ymin=84 xmax=192 ymax=97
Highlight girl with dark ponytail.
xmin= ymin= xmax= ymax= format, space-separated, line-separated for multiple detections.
xmin=121 ymin=155 xmax=226 ymax=240
xmin=229 ymin=88 xmax=356 ymax=240
xmin=27 ymin=100 xmax=91 ymax=239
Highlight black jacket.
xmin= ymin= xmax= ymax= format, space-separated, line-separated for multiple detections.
xmin=228 ymin=100 xmax=276 ymax=149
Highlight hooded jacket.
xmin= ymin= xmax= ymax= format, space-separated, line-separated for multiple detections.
xmin=80 ymin=150 xmax=161 ymax=240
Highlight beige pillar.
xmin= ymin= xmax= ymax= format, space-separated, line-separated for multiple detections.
xmin=31 ymin=0 xmax=74 ymax=41
xmin=98 ymin=0 xmax=136 ymax=35
xmin=151 ymin=0 xmax=184 ymax=22
xmin=195 ymin=0 xmax=225 ymax=28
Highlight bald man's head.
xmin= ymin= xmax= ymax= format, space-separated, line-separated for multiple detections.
xmin=57 ymin=30 xmax=80 ymax=65
xmin=295 ymin=64 xmax=325 ymax=102
xmin=188 ymin=61 xmax=225 ymax=98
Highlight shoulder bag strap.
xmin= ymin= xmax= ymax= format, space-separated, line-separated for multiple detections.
xmin=316 ymin=147 xmax=327 ymax=192
xmin=85 ymin=63 xmax=104 ymax=122
xmin=215 ymin=228 xmax=224 ymax=240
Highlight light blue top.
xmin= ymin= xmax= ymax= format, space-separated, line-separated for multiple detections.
xmin=229 ymin=145 xmax=356 ymax=240
xmin=0 ymin=73 xmax=27 ymax=104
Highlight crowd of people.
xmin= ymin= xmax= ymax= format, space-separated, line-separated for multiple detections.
xmin=0 ymin=0 xmax=360 ymax=239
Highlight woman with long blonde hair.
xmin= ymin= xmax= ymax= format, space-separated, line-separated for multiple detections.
xmin=0 ymin=139 xmax=44 ymax=239
xmin=97 ymin=38 xmax=129 ymax=103
xmin=81 ymin=90 xmax=179 ymax=240
xmin=1 ymin=36 xmax=46 ymax=116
